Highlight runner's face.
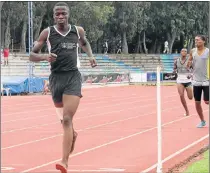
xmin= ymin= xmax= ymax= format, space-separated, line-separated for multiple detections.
xmin=181 ymin=49 xmax=187 ymax=57
xmin=53 ymin=6 xmax=69 ymax=26
xmin=195 ymin=36 xmax=204 ymax=48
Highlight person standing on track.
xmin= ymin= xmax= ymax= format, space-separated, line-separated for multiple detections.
xmin=173 ymin=48 xmax=193 ymax=116
xmin=187 ymin=35 xmax=209 ymax=128
xmin=29 ymin=2 xmax=97 ymax=173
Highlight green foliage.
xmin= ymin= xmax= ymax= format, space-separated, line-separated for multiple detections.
xmin=67 ymin=1 xmax=114 ymax=43
xmin=184 ymin=150 xmax=209 ymax=173
xmin=1 ymin=1 xmax=209 ymax=53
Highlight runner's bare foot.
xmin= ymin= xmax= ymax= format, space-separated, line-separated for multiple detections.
xmin=55 ymin=162 xmax=68 ymax=173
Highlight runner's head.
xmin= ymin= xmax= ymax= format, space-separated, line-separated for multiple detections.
xmin=195 ymin=35 xmax=206 ymax=48
xmin=53 ymin=2 xmax=69 ymax=27
xmin=180 ymin=48 xmax=187 ymax=57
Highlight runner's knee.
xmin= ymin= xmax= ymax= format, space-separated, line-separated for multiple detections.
xmin=188 ymin=95 xmax=193 ymax=100
xmin=63 ymin=110 xmax=74 ymax=126
xmin=63 ymin=115 xmax=73 ymax=126
xmin=195 ymin=101 xmax=201 ymax=106
xmin=204 ymin=101 xmax=209 ymax=105
xmin=179 ymin=93 xmax=184 ymax=98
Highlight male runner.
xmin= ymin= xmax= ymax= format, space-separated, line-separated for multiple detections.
xmin=187 ymin=35 xmax=209 ymax=128
xmin=173 ymin=48 xmax=193 ymax=116
xmin=29 ymin=2 xmax=97 ymax=173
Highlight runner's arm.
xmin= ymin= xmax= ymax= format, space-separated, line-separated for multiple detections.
xmin=187 ymin=49 xmax=193 ymax=69
xmin=77 ymin=26 xmax=93 ymax=58
xmin=29 ymin=28 xmax=49 ymax=62
xmin=173 ymin=59 xmax=177 ymax=73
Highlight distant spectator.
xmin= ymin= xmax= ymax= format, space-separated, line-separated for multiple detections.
xmin=103 ymin=41 xmax=108 ymax=54
xmin=3 ymin=48 xmax=9 ymax=66
xmin=1 ymin=47 xmax=3 ymax=64
xmin=116 ymin=40 xmax=121 ymax=54
xmin=163 ymin=41 xmax=169 ymax=54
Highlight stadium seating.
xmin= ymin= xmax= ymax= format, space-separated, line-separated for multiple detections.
xmin=107 ymin=54 xmax=177 ymax=73
xmin=1 ymin=53 xmax=178 ymax=77
xmin=1 ymin=53 xmax=179 ymax=95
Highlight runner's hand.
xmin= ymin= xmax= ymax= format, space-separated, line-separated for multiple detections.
xmin=172 ymin=70 xmax=177 ymax=74
xmin=187 ymin=74 xmax=192 ymax=79
xmin=89 ymin=57 xmax=97 ymax=68
xmin=45 ymin=53 xmax=57 ymax=62
xmin=186 ymin=60 xmax=192 ymax=69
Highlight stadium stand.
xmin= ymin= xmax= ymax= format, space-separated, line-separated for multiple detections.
xmin=1 ymin=53 xmax=179 ymax=95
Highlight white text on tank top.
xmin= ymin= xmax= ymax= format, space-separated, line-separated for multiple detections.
xmin=192 ymin=48 xmax=209 ymax=86
xmin=176 ymin=57 xmax=191 ymax=83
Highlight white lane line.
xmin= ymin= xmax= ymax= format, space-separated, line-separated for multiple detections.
xmin=2 ymin=102 xmax=195 ymax=149
xmin=2 ymin=93 xmax=177 ymax=117
xmin=1 ymin=96 xmax=177 ymax=124
xmin=141 ymin=134 xmax=209 ymax=173
xmin=2 ymin=98 xmax=178 ymax=133
xmin=19 ymin=110 xmax=208 ymax=173
xmin=21 ymin=110 xmax=202 ymax=173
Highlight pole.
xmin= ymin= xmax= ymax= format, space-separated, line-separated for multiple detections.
xmin=28 ymin=1 xmax=33 ymax=93
xmin=208 ymin=1 xmax=210 ymax=47
xmin=156 ymin=66 xmax=162 ymax=173
xmin=208 ymin=1 xmax=210 ymax=126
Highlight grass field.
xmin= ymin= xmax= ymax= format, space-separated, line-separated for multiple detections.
xmin=184 ymin=150 xmax=209 ymax=173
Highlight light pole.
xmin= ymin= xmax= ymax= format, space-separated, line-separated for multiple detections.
xmin=208 ymin=1 xmax=210 ymax=118
xmin=28 ymin=1 xmax=34 ymax=93
xmin=208 ymin=1 xmax=210 ymax=47
xmin=0 ymin=2 xmax=4 ymax=50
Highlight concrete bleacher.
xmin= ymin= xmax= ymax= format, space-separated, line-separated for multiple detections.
xmin=108 ymin=54 xmax=175 ymax=73
xmin=1 ymin=53 xmax=178 ymax=77
xmin=1 ymin=58 xmax=50 ymax=76
xmin=1 ymin=53 xmax=178 ymax=94
xmin=1 ymin=54 xmax=134 ymax=77
xmin=79 ymin=55 xmax=133 ymax=74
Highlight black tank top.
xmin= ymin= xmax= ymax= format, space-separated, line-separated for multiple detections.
xmin=46 ymin=24 xmax=80 ymax=73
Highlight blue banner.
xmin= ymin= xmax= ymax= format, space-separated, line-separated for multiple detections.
xmin=147 ymin=72 xmax=163 ymax=81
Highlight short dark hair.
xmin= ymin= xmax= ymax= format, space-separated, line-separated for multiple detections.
xmin=53 ymin=2 xmax=69 ymax=11
xmin=196 ymin=35 xmax=206 ymax=41
xmin=181 ymin=48 xmax=187 ymax=51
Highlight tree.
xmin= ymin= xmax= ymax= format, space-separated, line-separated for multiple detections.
xmin=1 ymin=1 xmax=208 ymax=54
xmin=33 ymin=2 xmax=47 ymax=41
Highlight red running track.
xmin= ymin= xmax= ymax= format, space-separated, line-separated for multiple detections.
xmin=1 ymin=85 xmax=209 ymax=173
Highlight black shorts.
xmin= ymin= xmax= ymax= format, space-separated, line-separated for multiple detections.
xmin=193 ymin=85 xmax=209 ymax=102
xmin=181 ymin=82 xmax=192 ymax=88
xmin=49 ymin=70 xmax=82 ymax=103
